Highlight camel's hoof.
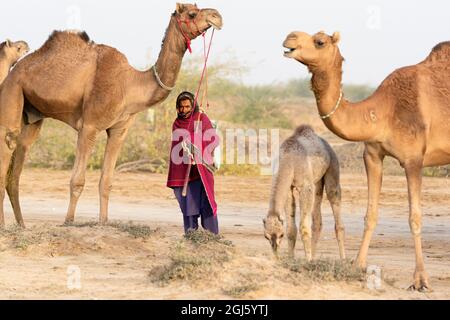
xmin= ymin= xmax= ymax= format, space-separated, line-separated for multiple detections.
xmin=407 ymin=271 xmax=433 ymax=293
xmin=352 ymin=259 xmax=367 ymax=271
xmin=64 ymin=219 xmax=74 ymax=226
xmin=407 ymin=284 xmax=433 ymax=293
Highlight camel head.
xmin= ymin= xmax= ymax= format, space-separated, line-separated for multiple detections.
xmin=174 ymin=3 xmax=223 ymax=40
xmin=0 ymin=39 xmax=30 ymax=66
xmin=283 ymin=31 xmax=342 ymax=71
xmin=263 ymin=214 xmax=284 ymax=257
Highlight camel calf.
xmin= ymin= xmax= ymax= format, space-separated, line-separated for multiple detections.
xmin=263 ymin=125 xmax=345 ymax=261
xmin=0 ymin=39 xmax=29 ymax=84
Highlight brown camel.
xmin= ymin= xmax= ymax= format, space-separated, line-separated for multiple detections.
xmin=0 ymin=39 xmax=29 ymax=83
xmin=263 ymin=125 xmax=345 ymax=261
xmin=283 ymin=30 xmax=450 ymax=291
xmin=0 ymin=3 xmax=223 ymax=228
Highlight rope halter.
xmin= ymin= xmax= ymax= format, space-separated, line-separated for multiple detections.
xmin=319 ymin=91 xmax=343 ymax=119
xmin=152 ymin=65 xmax=175 ymax=91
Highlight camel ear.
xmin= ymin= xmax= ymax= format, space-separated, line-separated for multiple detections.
xmin=176 ymin=3 xmax=185 ymax=14
xmin=5 ymin=39 xmax=11 ymax=47
xmin=331 ymin=32 xmax=341 ymax=44
xmin=262 ymin=218 xmax=266 ymax=225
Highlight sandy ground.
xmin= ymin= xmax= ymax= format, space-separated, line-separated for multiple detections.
xmin=0 ymin=168 xmax=449 ymax=299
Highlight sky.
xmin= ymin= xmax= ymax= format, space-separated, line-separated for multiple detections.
xmin=1 ymin=0 xmax=448 ymax=86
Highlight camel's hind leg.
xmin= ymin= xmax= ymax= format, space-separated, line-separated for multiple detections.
xmin=311 ymin=179 xmax=324 ymax=259
xmin=298 ymin=183 xmax=315 ymax=261
xmin=6 ymin=120 xmax=44 ymax=228
xmin=0 ymin=82 xmax=25 ymax=228
xmin=99 ymin=115 xmax=135 ymax=224
xmin=285 ymin=186 xmax=297 ymax=258
xmin=324 ymin=155 xmax=346 ymax=260
xmin=64 ymin=125 xmax=98 ymax=224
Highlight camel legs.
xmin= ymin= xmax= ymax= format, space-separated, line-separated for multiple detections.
xmin=311 ymin=179 xmax=324 ymax=259
xmin=324 ymin=164 xmax=346 ymax=260
xmin=0 ymin=83 xmax=24 ymax=228
xmin=0 ymin=133 xmax=14 ymax=228
xmin=98 ymin=116 xmax=135 ymax=224
xmin=298 ymin=184 xmax=314 ymax=261
xmin=64 ymin=125 xmax=98 ymax=224
xmin=355 ymin=144 xmax=384 ymax=268
xmin=404 ymin=160 xmax=430 ymax=291
xmin=285 ymin=186 xmax=297 ymax=258
xmin=6 ymin=120 xmax=44 ymax=228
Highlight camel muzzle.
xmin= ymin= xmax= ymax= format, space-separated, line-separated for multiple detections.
xmin=204 ymin=9 xmax=223 ymax=30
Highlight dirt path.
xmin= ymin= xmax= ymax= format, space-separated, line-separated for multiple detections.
xmin=0 ymin=169 xmax=449 ymax=299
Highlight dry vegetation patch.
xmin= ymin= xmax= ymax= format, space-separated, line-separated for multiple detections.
xmin=0 ymin=221 xmax=159 ymax=256
xmin=281 ymin=257 xmax=365 ymax=282
xmin=149 ymin=230 xmax=235 ymax=286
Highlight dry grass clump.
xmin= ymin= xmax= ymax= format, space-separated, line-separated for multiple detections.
xmin=63 ymin=220 xmax=157 ymax=239
xmin=0 ymin=224 xmax=63 ymax=250
xmin=281 ymin=257 xmax=365 ymax=282
xmin=184 ymin=229 xmax=233 ymax=246
xmin=149 ymin=230 xmax=234 ymax=286
xmin=222 ymin=278 xmax=260 ymax=298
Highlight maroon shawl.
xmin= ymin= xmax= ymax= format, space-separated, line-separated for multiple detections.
xmin=167 ymin=111 xmax=219 ymax=216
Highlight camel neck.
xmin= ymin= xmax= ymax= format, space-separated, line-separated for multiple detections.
xmin=310 ymin=56 xmax=384 ymax=142
xmin=126 ymin=15 xmax=188 ymax=114
xmin=153 ymin=16 xmax=187 ymax=90
xmin=0 ymin=57 xmax=12 ymax=84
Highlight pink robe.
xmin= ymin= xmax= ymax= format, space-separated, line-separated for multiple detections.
xmin=166 ymin=111 xmax=219 ymax=216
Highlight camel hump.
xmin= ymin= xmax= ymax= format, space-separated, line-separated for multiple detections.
xmin=281 ymin=124 xmax=316 ymax=152
xmin=425 ymin=41 xmax=450 ymax=63
xmin=294 ymin=124 xmax=315 ymax=136
xmin=44 ymin=30 xmax=93 ymax=47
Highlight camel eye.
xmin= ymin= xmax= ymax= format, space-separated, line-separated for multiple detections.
xmin=189 ymin=11 xmax=197 ymax=19
xmin=316 ymin=40 xmax=325 ymax=47
xmin=280 ymin=234 xmax=284 ymax=238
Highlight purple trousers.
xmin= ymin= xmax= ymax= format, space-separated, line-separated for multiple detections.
xmin=173 ymin=179 xmax=219 ymax=234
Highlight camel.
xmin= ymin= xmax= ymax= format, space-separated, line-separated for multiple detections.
xmin=0 ymin=39 xmax=29 ymax=83
xmin=263 ymin=125 xmax=345 ymax=261
xmin=283 ymin=30 xmax=450 ymax=291
xmin=0 ymin=3 xmax=223 ymax=228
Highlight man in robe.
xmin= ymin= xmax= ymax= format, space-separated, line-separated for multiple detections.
xmin=167 ymin=91 xmax=220 ymax=234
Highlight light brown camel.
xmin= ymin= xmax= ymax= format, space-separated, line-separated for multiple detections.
xmin=0 ymin=3 xmax=223 ymax=228
xmin=263 ymin=125 xmax=345 ymax=261
xmin=0 ymin=39 xmax=29 ymax=83
xmin=283 ymin=30 xmax=450 ymax=291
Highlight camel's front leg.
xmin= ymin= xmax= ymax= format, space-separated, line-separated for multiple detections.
xmin=298 ymin=184 xmax=314 ymax=261
xmin=99 ymin=116 xmax=135 ymax=224
xmin=6 ymin=120 xmax=44 ymax=228
xmin=0 ymin=127 xmax=16 ymax=227
xmin=65 ymin=125 xmax=98 ymax=224
xmin=0 ymin=83 xmax=24 ymax=228
xmin=405 ymin=160 xmax=431 ymax=292
xmin=355 ymin=144 xmax=384 ymax=269
xmin=285 ymin=186 xmax=297 ymax=258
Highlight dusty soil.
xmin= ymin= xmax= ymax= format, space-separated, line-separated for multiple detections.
xmin=0 ymin=169 xmax=449 ymax=299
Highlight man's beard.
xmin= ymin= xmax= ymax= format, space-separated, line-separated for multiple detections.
xmin=177 ymin=111 xmax=192 ymax=119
